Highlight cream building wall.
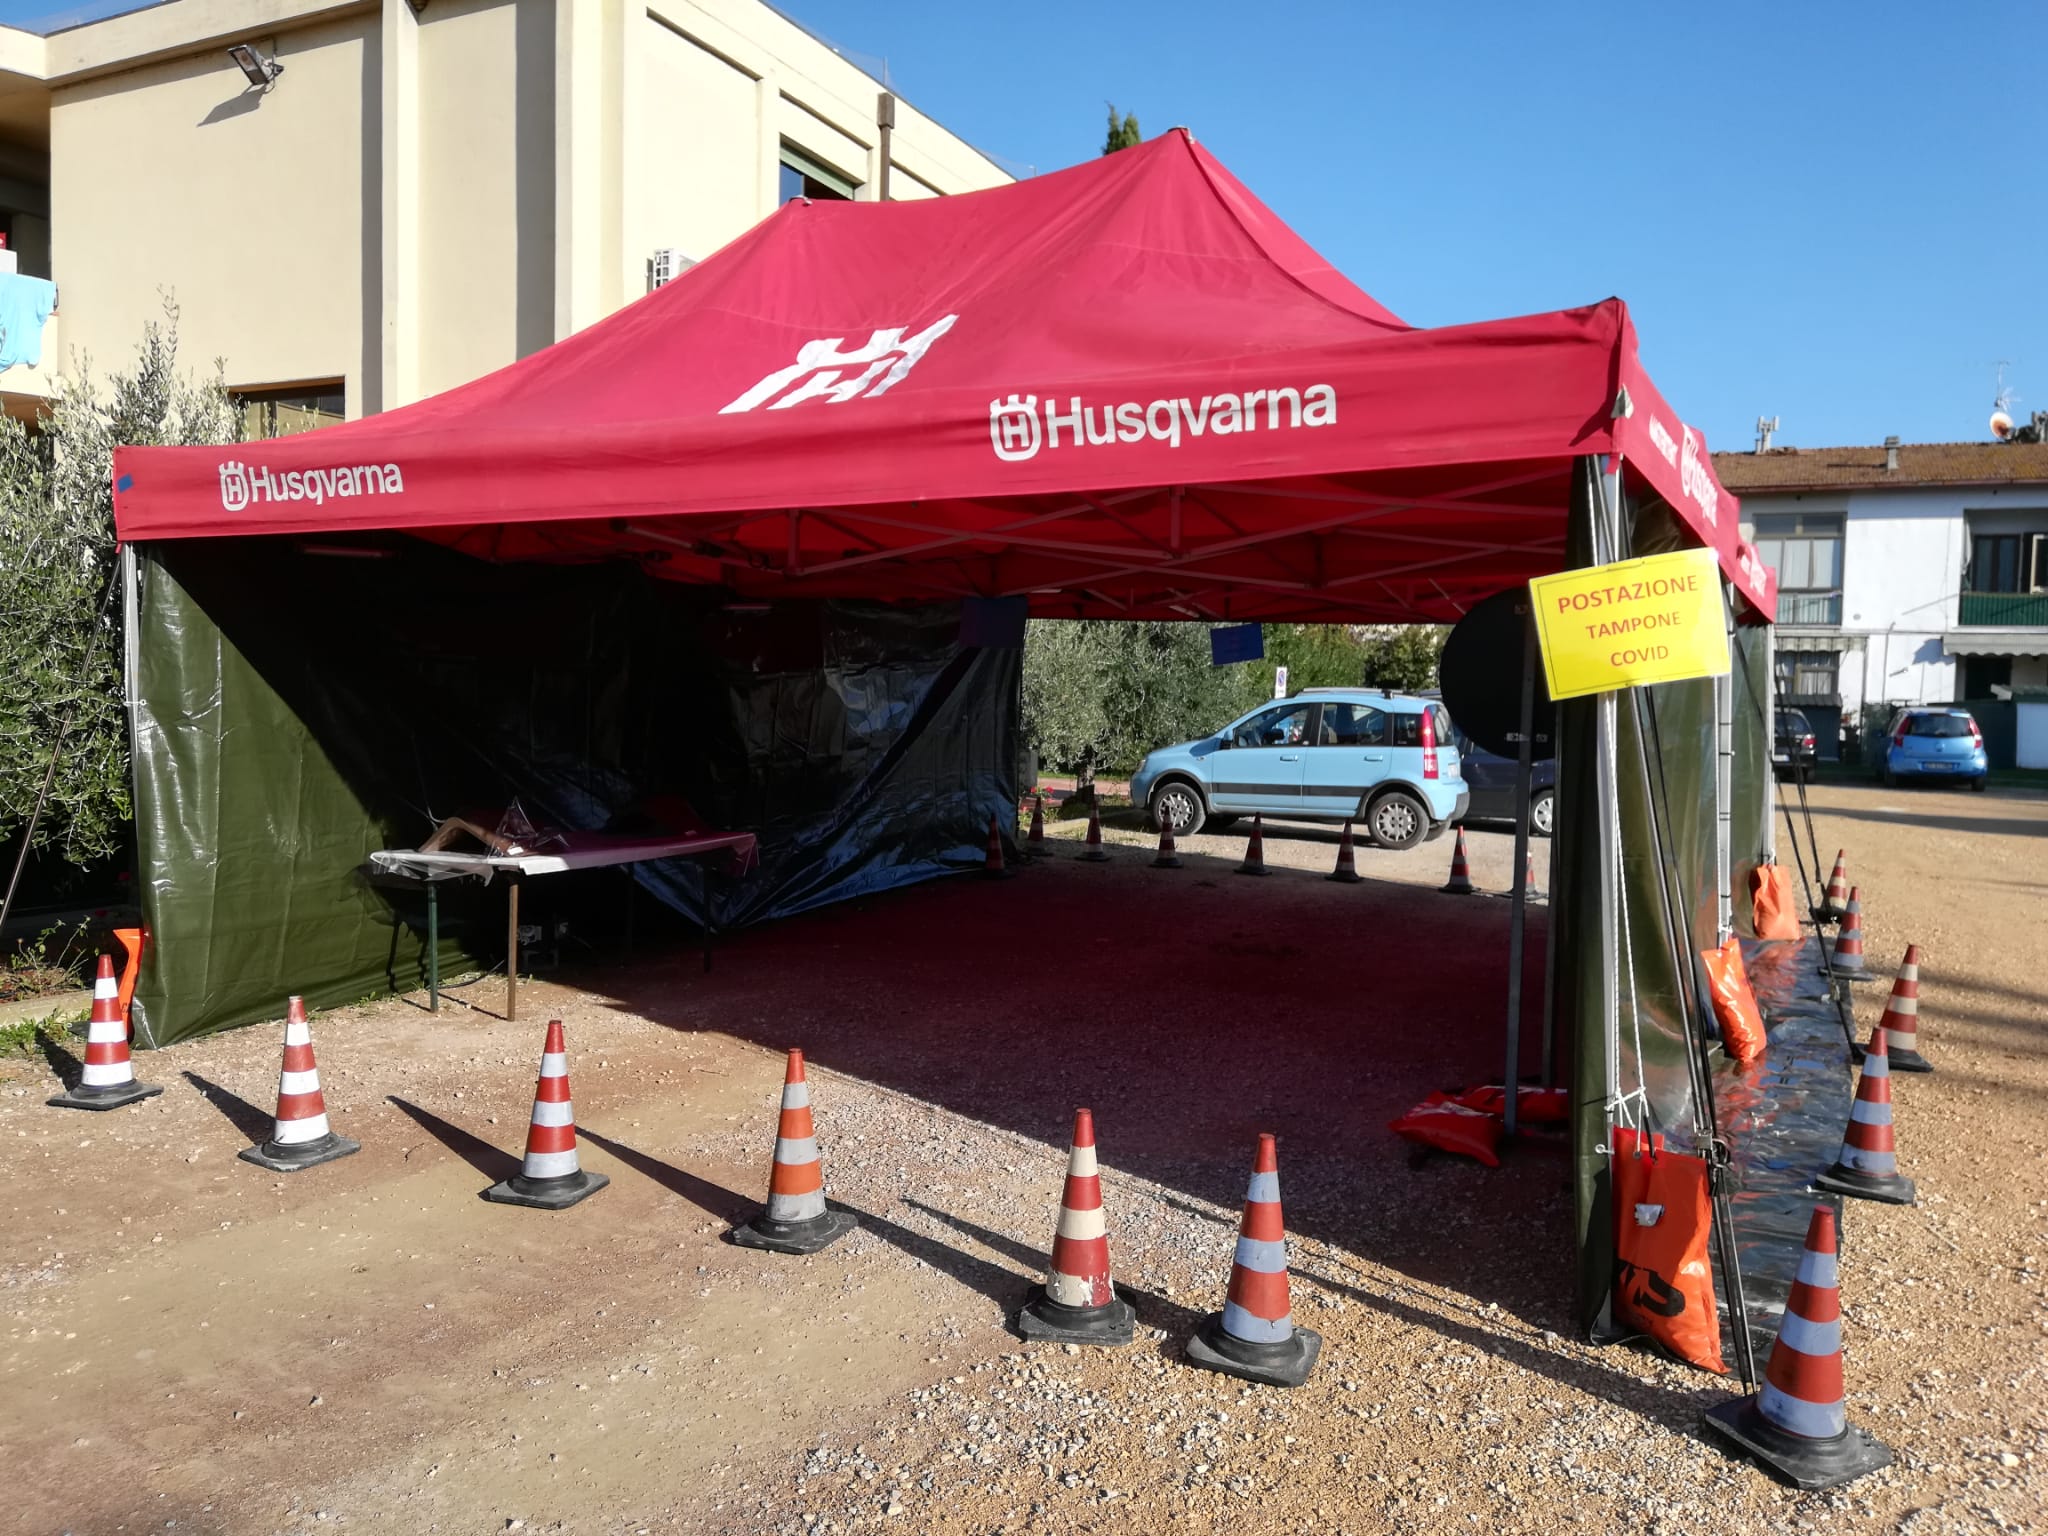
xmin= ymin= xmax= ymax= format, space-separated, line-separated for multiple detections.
xmin=0 ymin=0 xmax=1010 ymax=420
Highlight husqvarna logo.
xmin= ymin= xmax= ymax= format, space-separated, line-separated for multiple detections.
xmin=721 ymin=316 xmax=957 ymax=413
xmin=988 ymin=384 xmax=1338 ymax=464
xmin=220 ymin=460 xmax=250 ymax=511
xmin=216 ymin=457 xmax=406 ymax=510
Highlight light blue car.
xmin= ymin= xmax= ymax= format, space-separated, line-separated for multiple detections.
xmin=1129 ymin=689 xmax=1469 ymax=850
xmin=1877 ymin=707 xmax=1988 ymax=790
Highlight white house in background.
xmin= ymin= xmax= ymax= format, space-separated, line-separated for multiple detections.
xmin=1715 ymin=436 xmax=2048 ymax=761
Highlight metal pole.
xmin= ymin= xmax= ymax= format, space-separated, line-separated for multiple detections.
xmin=505 ymin=874 xmax=521 ymax=1022
xmin=1594 ymin=460 xmax=1623 ymax=1129
xmin=876 ymin=92 xmax=896 ymax=200
xmin=426 ymin=880 xmax=440 ymax=1013
xmin=1503 ymin=608 xmax=1537 ymax=1136
xmin=1716 ymin=594 xmax=1735 ymax=943
xmin=1541 ymin=801 xmax=1561 ymax=1089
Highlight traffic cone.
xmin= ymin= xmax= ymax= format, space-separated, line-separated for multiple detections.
xmin=1185 ymin=1133 xmax=1321 ymax=1388
xmin=1822 ymin=851 xmax=1849 ymax=916
xmin=1813 ymin=1025 xmax=1915 ymax=1205
xmin=112 ymin=927 xmax=144 ymax=1036
xmin=48 ymin=955 xmax=163 ymax=1111
xmin=1235 ymin=814 xmax=1270 ymax=877
xmin=1829 ymin=887 xmax=1869 ymax=977
xmin=1152 ymin=819 xmax=1184 ymax=870
xmin=1018 ymin=1108 xmax=1135 ymax=1345
xmin=981 ymin=813 xmax=1010 ymax=878
xmin=731 ymin=1048 xmax=856 ymax=1254
xmin=1880 ymin=945 xmax=1933 ymax=1073
xmin=1521 ymin=847 xmax=1540 ymax=899
xmin=1441 ymin=827 xmax=1475 ymax=894
xmin=1702 ymin=1204 xmax=1893 ymax=1489
xmin=483 ymin=1019 xmax=609 ymax=1209
xmin=1025 ymin=794 xmax=1051 ymax=858
xmin=239 ymin=997 xmax=361 ymax=1172
xmin=1077 ymin=805 xmax=1112 ymax=863
xmin=1325 ymin=822 xmax=1361 ymax=884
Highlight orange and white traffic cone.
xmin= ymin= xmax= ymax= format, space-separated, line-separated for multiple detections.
xmin=1152 ymin=818 xmax=1184 ymax=870
xmin=1018 ymin=1108 xmax=1135 ymax=1345
xmin=731 ymin=1048 xmax=856 ymax=1254
xmin=1325 ymin=822 xmax=1361 ymax=884
xmin=1077 ymin=805 xmax=1111 ymax=863
xmin=1821 ymin=851 xmax=1849 ymax=917
xmin=1235 ymin=814 xmax=1270 ymax=877
xmin=1703 ymin=1204 xmax=1893 ymax=1488
xmin=1829 ymin=887 xmax=1870 ymax=977
xmin=484 ymin=1019 xmax=609 ymax=1209
xmin=239 ymin=997 xmax=360 ymax=1172
xmin=1025 ymin=794 xmax=1051 ymax=858
xmin=1185 ymin=1133 xmax=1321 ymax=1387
xmin=1441 ymin=826 xmax=1475 ymax=894
xmin=1521 ymin=847 xmax=1540 ymax=900
xmin=48 ymin=954 xmax=162 ymax=1111
xmin=981 ymin=813 xmax=1010 ymax=878
xmin=1814 ymin=1025 xmax=1915 ymax=1205
xmin=1880 ymin=945 xmax=1933 ymax=1073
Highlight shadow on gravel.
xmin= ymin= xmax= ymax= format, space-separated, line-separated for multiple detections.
xmin=576 ymin=1126 xmax=754 ymax=1223
xmin=387 ymin=1095 xmax=521 ymax=1183
xmin=837 ymin=1199 xmax=1034 ymax=1321
xmin=183 ymin=1070 xmax=275 ymax=1143
xmin=37 ymin=1028 xmax=82 ymax=1090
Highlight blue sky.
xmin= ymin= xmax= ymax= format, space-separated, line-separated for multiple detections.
xmin=780 ymin=0 xmax=2043 ymax=453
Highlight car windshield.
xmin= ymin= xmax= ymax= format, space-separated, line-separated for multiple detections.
xmin=1906 ymin=713 xmax=1973 ymax=738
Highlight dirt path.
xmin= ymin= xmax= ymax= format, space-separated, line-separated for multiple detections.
xmin=1 ymin=785 xmax=2041 ymax=1534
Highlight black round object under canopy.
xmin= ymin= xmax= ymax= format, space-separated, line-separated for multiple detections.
xmin=1439 ymin=586 xmax=1556 ymax=761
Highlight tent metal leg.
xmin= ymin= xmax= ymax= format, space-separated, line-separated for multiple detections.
xmin=426 ymin=881 xmax=440 ymax=1013
xmin=505 ymin=874 xmax=521 ymax=1022
xmin=1542 ymin=818 xmax=1560 ymax=1088
xmin=1503 ymin=611 xmax=1537 ymax=1136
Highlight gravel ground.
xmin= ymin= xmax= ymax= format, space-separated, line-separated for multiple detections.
xmin=0 ymin=783 xmax=2041 ymax=1534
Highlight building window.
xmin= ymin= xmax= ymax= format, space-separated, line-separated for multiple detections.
xmin=1967 ymin=530 xmax=2048 ymax=593
xmin=235 ymin=382 xmax=345 ymax=439
xmin=1774 ymin=650 xmax=1839 ymax=700
xmin=779 ymin=144 xmax=858 ymax=204
xmin=1753 ymin=512 xmax=1843 ymax=625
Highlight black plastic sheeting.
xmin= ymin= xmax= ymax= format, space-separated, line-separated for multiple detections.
xmin=1713 ymin=935 xmax=1853 ymax=1352
xmin=129 ymin=539 xmax=1017 ymax=1045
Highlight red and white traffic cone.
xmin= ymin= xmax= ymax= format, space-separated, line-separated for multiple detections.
xmin=1441 ymin=826 xmax=1475 ymax=894
xmin=981 ymin=813 xmax=1009 ymax=877
xmin=1185 ymin=1133 xmax=1321 ymax=1387
xmin=1326 ymin=822 xmax=1361 ymax=884
xmin=48 ymin=954 xmax=162 ymax=1111
xmin=1814 ymin=1025 xmax=1915 ymax=1205
xmin=1521 ymin=847 xmax=1540 ymax=900
xmin=484 ymin=1019 xmax=609 ymax=1209
xmin=1152 ymin=818 xmax=1184 ymax=870
xmin=1077 ymin=805 xmax=1112 ymax=863
xmin=1025 ymin=794 xmax=1051 ymax=858
xmin=1821 ymin=851 xmax=1849 ymax=917
xmin=1829 ymin=886 xmax=1870 ymax=977
xmin=1235 ymin=814 xmax=1270 ymax=877
xmin=732 ymin=1048 xmax=856 ymax=1254
xmin=1018 ymin=1108 xmax=1135 ymax=1345
xmin=1703 ymin=1204 xmax=1893 ymax=1489
xmin=1880 ymin=945 xmax=1933 ymax=1073
xmin=238 ymin=997 xmax=360 ymax=1172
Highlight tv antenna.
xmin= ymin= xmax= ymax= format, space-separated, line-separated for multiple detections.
xmin=1753 ymin=415 xmax=1780 ymax=452
xmin=1992 ymin=361 xmax=2018 ymax=440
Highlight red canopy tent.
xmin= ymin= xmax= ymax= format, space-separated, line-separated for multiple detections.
xmin=112 ymin=129 xmax=1772 ymax=627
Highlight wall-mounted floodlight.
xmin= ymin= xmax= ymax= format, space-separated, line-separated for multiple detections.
xmin=227 ymin=44 xmax=284 ymax=90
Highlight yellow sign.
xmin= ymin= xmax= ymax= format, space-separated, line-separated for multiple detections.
xmin=1528 ymin=547 xmax=1730 ymax=701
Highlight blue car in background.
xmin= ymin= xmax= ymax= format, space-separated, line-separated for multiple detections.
xmin=1128 ymin=688 xmax=1468 ymax=850
xmin=1878 ymin=707 xmax=1988 ymax=790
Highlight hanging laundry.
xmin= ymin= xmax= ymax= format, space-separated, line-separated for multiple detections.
xmin=0 ymin=272 xmax=56 ymax=371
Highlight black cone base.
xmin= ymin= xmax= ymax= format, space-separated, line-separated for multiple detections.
xmin=1702 ymin=1396 xmax=1892 ymax=1490
xmin=1077 ymin=847 xmax=1111 ymax=864
xmin=1235 ymin=864 xmax=1270 ymax=877
xmin=1025 ymin=841 xmax=1053 ymax=860
xmin=1017 ymin=1289 xmax=1135 ymax=1346
xmin=1813 ymin=1162 xmax=1916 ymax=1206
xmin=1441 ymin=880 xmax=1475 ymax=894
xmin=483 ymin=1168 xmax=609 ymax=1210
xmin=239 ymin=1132 xmax=361 ymax=1173
xmin=1325 ymin=868 xmax=1362 ymax=884
xmin=730 ymin=1207 xmax=856 ymax=1255
xmin=1152 ymin=852 xmax=1184 ymax=869
xmin=1184 ymin=1313 xmax=1321 ymax=1388
xmin=48 ymin=1080 xmax=163 ymax=1112
xmin=1889 ymin=1048 xmax=1934 ymax=1074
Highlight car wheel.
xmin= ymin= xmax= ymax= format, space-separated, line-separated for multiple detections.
xmin=1970 ymin=778 xmax=1988 ymax=793
xmin=1529 ymin=788 xmax=1555 ymax=838
xmin=1880 ymin=765 xmax=1897 ymax=787
xmin=1150 ymin=780 xmax=1207 ymax=837
xmin=1364 ymin=789 xmax=1428 ymax=851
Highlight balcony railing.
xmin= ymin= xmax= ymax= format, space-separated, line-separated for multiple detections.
xmin=1958 ymin=591 xmax=2048 ymax=627
xmin=1775 ymin=590 xmax=1842 ymax=625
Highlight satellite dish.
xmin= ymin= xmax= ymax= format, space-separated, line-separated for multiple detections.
xmin=1439 ymin=587 xmax=1555 ymax=760
xmin=1992 ymin=409 xmax=2015 ymax=440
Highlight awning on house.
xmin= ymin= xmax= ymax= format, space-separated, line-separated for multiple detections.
xmin=1944 ymin=630 xmax=2048 ymax=657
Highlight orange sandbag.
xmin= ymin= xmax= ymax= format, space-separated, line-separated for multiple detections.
xmin=1750 ymin=860 xmax=1799 ymax=940
xmin=1389 ymin=1093 xmax=1502 ymax=1166
xmin=1700 ymin=937 xmax=1768 ymax=1063
xmin=1611 ymin=1128 xmax=1728 ymax=1374
xmin=1455 ymin=1084 xmax=1571 ymax=1125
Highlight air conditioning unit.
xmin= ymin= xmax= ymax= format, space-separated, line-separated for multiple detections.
xmin=648 ymin=248 xmax=694 ymax=291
